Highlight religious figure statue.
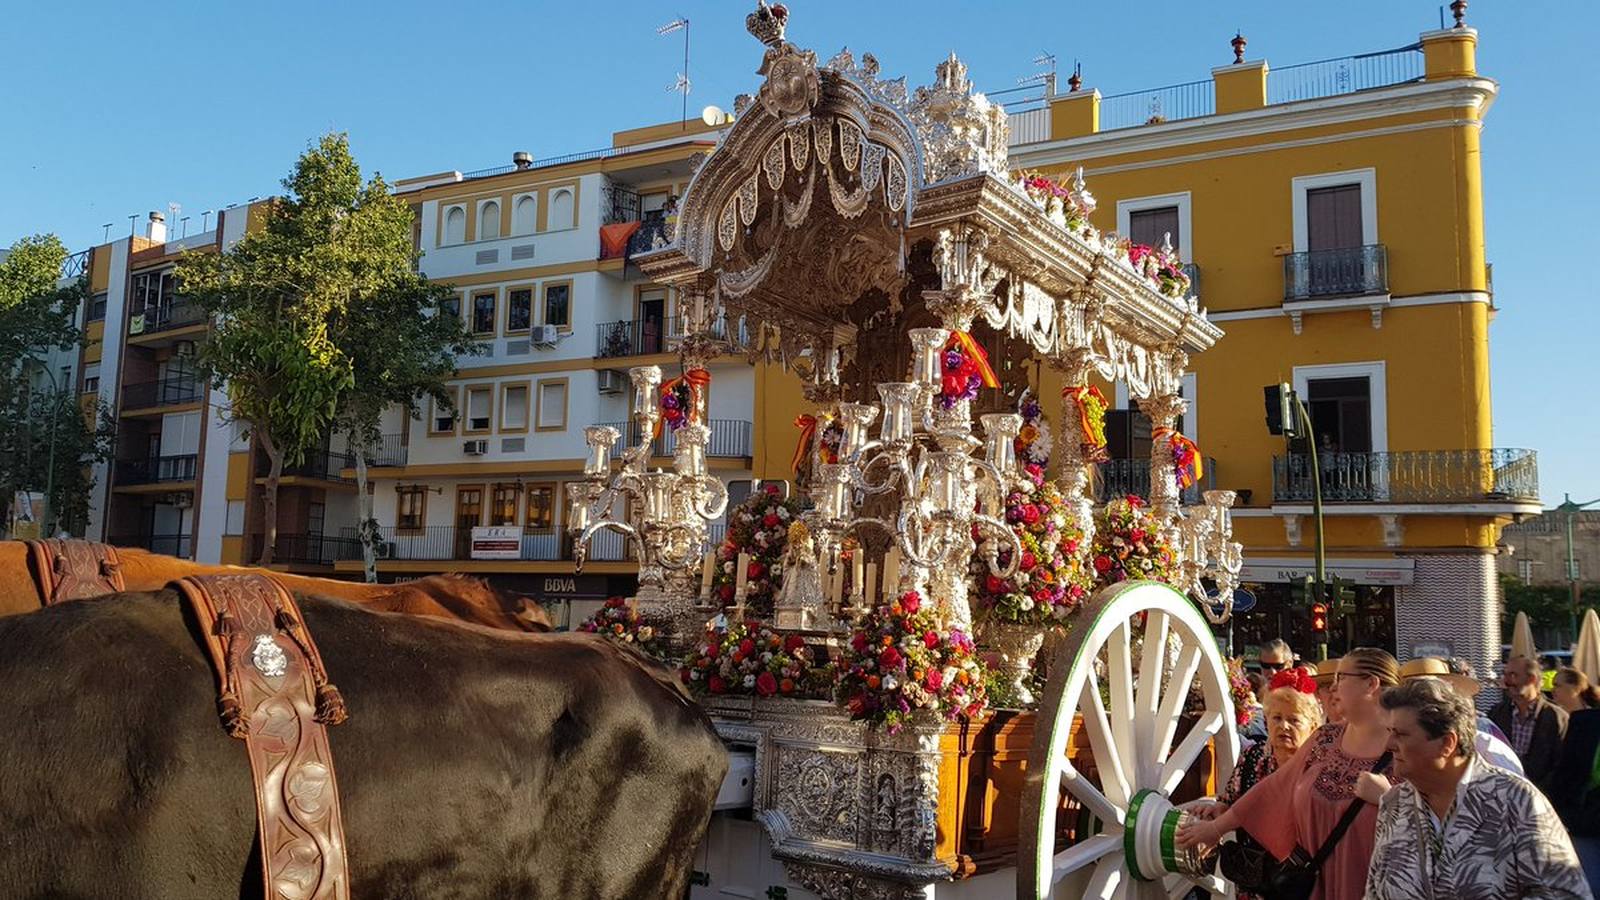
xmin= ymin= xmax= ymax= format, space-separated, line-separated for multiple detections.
xmin=774 ymin=520 xmax=825 ymax=630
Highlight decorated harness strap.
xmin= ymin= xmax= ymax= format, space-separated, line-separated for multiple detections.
xmin=171 ymin=573 xmax=351 ymax=900
xmin=25 ymin=539 xmax=126 ymax=606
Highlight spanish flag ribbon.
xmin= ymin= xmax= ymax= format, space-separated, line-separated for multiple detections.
xmin=791 ymin=415 xmax=818 ymax=474
xmin=947 ymin=331 xmax=999 ymax=389
xmin=1063 ymin=384 xmax=1109 ymax=454
xmin=1154 ymin=426 xmax=1204 ymax=489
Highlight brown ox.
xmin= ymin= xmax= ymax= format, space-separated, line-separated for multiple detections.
xmin=0 ymin=541 xmax=551 ymax=632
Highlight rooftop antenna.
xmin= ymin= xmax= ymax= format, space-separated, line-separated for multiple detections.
xmin=127 ymin=214 xmax=137 ymax=236
xmin=658 ymin=16 xmax=691 ymax=127
xmin=1015 ymin=52 xmax=1057 ymax=96
xmin=101 ymin=223 xmax=113 ymax=242
xmin=201 ymin=210 xmax=214 ymax=232
xmin=180 ymin=215 xmax=191 ymax=237
xmin=168 ymin=203 xmax=182 ymax=237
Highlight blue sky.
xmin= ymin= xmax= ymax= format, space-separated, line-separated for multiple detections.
xmin=5 ymin=1 xmax=1594 ymax=507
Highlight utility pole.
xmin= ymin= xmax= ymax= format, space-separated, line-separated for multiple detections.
xmin=1266 ymin=382 xmax=1328 ymax=660
xmin=658 ymin=17 xmax=691 ymax=127
xmin=1557 ymin=493 xmax=1599 ymax=643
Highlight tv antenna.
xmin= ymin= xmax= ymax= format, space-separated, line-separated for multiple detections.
xmin=1016 ymin=52 xmax=1058 ymax=95
xmin=658 ymin=16 xmax=691 ymax=126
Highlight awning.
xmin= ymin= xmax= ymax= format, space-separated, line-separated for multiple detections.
xmin=1237 ymin=556 xmax=1415 ymax=586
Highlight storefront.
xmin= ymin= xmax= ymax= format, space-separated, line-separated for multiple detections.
xmin=376 ymin=571 xmax=633 ymax=629
xmin=1226 ymin=556 xmax=1409 ymax=664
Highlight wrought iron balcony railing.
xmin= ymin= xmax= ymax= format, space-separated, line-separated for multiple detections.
xmin=1271 ymin=448 xmax=1539 ymax=504
xmin=598 ymin=419 xmax=754 ymax=459
xmin=1096 ymin=456 xmax=1216 ymax=506
xmin=335 ymin=525 xmax=573 ymax=562
xmin=249 ymin=532 xmax=360 ymax=565
xmin=1283 ymin=244 xmax=1388 ymax=301
xmin=595 ymin=314 xmax=749 ymax=358
xmin=115 ymin=454 xmax=198 ymax=485
xmin=108 ymin=532 xmax=192 ymax=557
xmin=129 ymin=298 xmax=206 ymax=335
xmin=355 ymin=434 xmax=409 ymax=468
xmin=255 ymin=450 xmax=356 ymax=482
xmin=121 ymin=376 xmax=201 ymax=410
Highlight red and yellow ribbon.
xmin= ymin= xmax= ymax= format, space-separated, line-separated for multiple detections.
xmin=655 ymin=367 xmax=711 ymax=438
xmin=1154 ymin=426 xmax=1204 ymax=489
xmin=947 ymin=331 xmax=999 ymax=389
xmin=1063 ymin=385 xmax=1109 ymax=457
xmin=791 ymin=414 xmax=818 ymax=474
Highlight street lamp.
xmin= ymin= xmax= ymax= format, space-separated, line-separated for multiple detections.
xmin=1556 ymin=493 xmax=1599 ymax=643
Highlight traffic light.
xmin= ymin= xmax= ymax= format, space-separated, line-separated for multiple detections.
xmin=1263 ymin=384 xmax=1292 ymax=436
xmin=1310 ymin=602 xmax=1329 ymax=634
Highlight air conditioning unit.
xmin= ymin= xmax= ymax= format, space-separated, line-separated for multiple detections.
xmin=597 ymin=369 xmax=626 ymax=395
xmin=532 ymin=324 xmax=559 ymax=346
xmin=462 ymin=439 xmax=488 ymax=456
xmin=375 ymin=541 xmax=396 ymax=559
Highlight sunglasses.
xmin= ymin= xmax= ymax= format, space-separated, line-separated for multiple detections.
xmin=1259 ymin=661 xmax=1289 ymax=672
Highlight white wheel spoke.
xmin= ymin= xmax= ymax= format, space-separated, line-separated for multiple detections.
xmin=1084 ymin=856 xmax=1123 ymax=899
xmin=1106 ymin=620 xmax=1137 ymax=788
xmin=1159 ymin=709 xmax=1224 ymax=795
xmin=1134 ymin=610 xmax=1170 ymax=787
xmin=1081 ymin=669 xmax=1131 ymax=806
xmin=1050 ymin=833 xmax=1121 ymax=884
xmin=1060 ymin=761 xmax=1124 ymax=827
xmin=1153 ymin=644 xmax=1203 ymax=766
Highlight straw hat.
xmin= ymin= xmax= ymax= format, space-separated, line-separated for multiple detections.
xmin=1311 ymin=657 xmax=1341 ymax=686
xmin=1399 ymin=656 xmax=1481 ymax=697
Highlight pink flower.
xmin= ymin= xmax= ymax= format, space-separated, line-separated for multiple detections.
xmin=1020 ymin=551 xmax=1037 ymax=570
xmin=925 ymin=669 xmax=944 ymax=690
xmin=900 ymin=592 xmax=922 ymax=614
xmin=923 ymin=631 xmax=941 ymax=649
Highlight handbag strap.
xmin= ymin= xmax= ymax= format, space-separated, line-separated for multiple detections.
xmin=1309 ymin=750 xmax=1394 ymax=869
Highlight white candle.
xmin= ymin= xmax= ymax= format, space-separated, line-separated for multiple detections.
xmin=883 ymin=547 xmax=900 ymax=597
xmin=828 ymin=563 xmax=843 ymax=612
xmin=699 ymin=551 xmax=715 ymax=601
xmin=865 ymin=562 xmax=878 ymax=607
xmin=734 ymin=552 xmax=751 ymax=604
xmin=852 ymin=553 xmax=865 ymax=602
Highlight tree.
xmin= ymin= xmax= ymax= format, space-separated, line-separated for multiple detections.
xmin=0 ymin=235 xmax=101 ymax=534
xmin=1501 ymin=573 xmax=1600 ymax=645
xmin=179 ymin=134 xmax=415 ymax=564
xmin=332 ymin=270 xmax=474 ymax=583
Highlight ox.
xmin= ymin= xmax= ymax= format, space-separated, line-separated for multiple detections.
xmin=0 ymin=587 xmax=724 ymax=898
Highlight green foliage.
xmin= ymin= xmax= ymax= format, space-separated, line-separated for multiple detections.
xmin=0 ymin=235 xmax=83 ymax=369
xmin=0 ymin=382 xmax=115 ymax=535
xmin=1501 ymin=573 xmax=1600 ymax=638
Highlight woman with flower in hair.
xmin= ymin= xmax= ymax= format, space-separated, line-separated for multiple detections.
xmin=1213 ymin=667 xmax=1325 ymax=900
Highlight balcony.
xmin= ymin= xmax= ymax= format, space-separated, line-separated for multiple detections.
xmin=595 ymin=314 xmax=750 ymax=359
xmin=1271 ymin=449 xmax=1539 ymax=504
xmin=108 ymin=532 xmax=192 ymax=557
xmin=599 ymin=216 xmax=672 ymax=263
xmin=1283 ymin=244 xmax=1388 ymax=301
xmin=115 ymin=454 xmax=197 ymax=485
xmin=336 ymin=526 xmax=590 ymax=562
xmin=248 ymin=532 xmax=360 ymax=566
xmin=358 ymin=434 xmax=409 ymax=468
xmin=129 ymin=299 xmax=206 ymax=336
xmin=256 ymin=449 xmax=356 ymax=483
xmin=1096 ymin=457 xmax=1217 ymax=506
xmin=598 ymin=419 xmax=754 ymax=459
xmin=121 ymin=376 xmax=201 ymax=410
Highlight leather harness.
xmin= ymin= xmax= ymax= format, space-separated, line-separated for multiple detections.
xmin=171 ymin=573 xmax=353 ymax=900
xmin=25 ymin=539 xmax=125 ymax=605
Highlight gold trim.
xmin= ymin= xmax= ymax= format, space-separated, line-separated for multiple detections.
xmin=503 ymin=283 xmax=535 ymax=334
xmin=120 ymin=401 xmax=202 ymax=418
xmin=534 ymin=377 xmax=570 ymax=433
xmin=542 ymin=279 xmax=574 ymax=333
xmin=469 ymin=288 xmax=499 ymax=337
xmin=429 ymin=385 xmax=460 ymax=436
xmin=499 ymin=380 xmax=532 ymax=433
xmin=462 ymin=384 xmax=495 ymax=435
xmin=428 ymin=258 xmax=601 ymax=288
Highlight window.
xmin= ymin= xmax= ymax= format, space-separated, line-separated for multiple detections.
xmin=1116 ymin=193 xmax=1191 ymax=263
xmin=478 ymin=201 xmax=500 ymax=241
xmin=507 ymin=288 xmax=532 ymax=332
xmin=443 ymin=206 xmax=466 ymax=244
xmin=543 ymin=282 xmax=571 ymax=331
xmin=307 ymin=502 xmax=326 ymax=538
xmin=397 ymin=486 xmax=427 ymax=532
xmin=490 ymin=484 xmax=519 ymax=526
xmin=440 ymin=294 xmax=461 ymax=322
xmin=513 ymin=195 xmax=537 ymax=235
xmin=430 ymin=388 xmax=458 ymax=434
xmin=60 ymin=365 xmax=72 ymax=393
xmin=1128 ymin=206 xmax=1180 ymax=252
xmin=535 ymin=380 xmax=568 ymax=431
xmin=82 ymin=363 xmax=100 ymax=395
xmin=548 ymin=188 xmax=575 ymax=231
xmin=525 ymin=483 xmax=556 ymax=533
xmin=87 ymin=292 xmax=107 ymax=322
xmin=1306 ymin=185 xmax=1363 ymax=252
xmin=1305 ymin=377 xmax=1373 ymax=453
xmin=471 ymin=292 xmax=496 ymax=335
xmin=465 ymin=386 xmax=492 ymax=433
xmin=501 ymin=383 xmax=529 ymax=431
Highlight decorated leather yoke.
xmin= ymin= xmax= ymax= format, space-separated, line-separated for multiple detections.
xmin=25 ymin=539 xmax=126 ymax=606
xmin=171 ymin=574 xmax=352 ymax=900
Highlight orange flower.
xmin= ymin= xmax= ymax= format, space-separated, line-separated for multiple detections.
xmin=867 ymin=675 xmax=882 ymax=689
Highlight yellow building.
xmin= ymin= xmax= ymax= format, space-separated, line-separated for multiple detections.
xmin=998 ymin=21 xmax=1532 ymax=672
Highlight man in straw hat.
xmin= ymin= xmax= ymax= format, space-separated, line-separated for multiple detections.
xmin=1400 ymin=656 xmax=1524 ymax=777
xmin=1312 ymin=656 xmax=1343 ymax=725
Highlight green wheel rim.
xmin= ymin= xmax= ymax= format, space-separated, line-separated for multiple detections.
xmin=1160 ymin=807 xmax=1182 ymax=873
xmin=1124 ymin=789 xmax=1155 ymax=882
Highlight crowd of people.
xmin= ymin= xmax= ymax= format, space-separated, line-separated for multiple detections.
xmin=1173 ymin=641 xmax=1600 ymax=899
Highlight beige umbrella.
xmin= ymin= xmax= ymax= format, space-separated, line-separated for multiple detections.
xmin=1574 ymin=609 xmax=1600 ymax=683
xmin=1511 ymin=610 xmax=1538 ymax=662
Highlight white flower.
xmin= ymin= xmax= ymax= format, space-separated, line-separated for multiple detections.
xmin=638 ymin=626 xmax=654 ymax=641
xmin=743 ymin=674 xmax=756 ymax=688
xmin=723 ymin=562 xmax=734 ymax=573
xmin=1020 ymin=597 xmax=1035 ymax=611
xmin=942 ymin=666 xmax=958 ymax=685
xmin=882 ymin=674 xmax=899 ymax=691
xmin=777 ymin=507 xmax=790 ymax=519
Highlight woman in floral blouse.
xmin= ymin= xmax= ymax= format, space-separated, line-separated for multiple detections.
xmin=1220 ymin=666 xmax=1325 ymax=900
xmin=1180 ymin=648 xmax=1402 ymax=900
xmin=1365 ymin=677 xmax=1590 ymax=900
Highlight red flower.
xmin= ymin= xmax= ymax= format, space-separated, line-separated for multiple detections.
xmin=985 ymin=575 xmax=1005 ymax=594
xmin=739 ymin=638 xmax=756 ymax=656
xmin=923 ymin=631 xmax=941 ymax=649
xmin=779 ymin=677 xmax=796 ymax=694
xmin=941 ymin=373 xmax=965 ymax=396
xmin=880 ymin=646 xmax=902 ymax=668
xmin=1130 ymin=528 xmax=1146 ymax=543
xmin=1093 ymin=555 xmax=1113 ymax=574
xmin=718 ymin=584 xmax=734 ymax=602
xmin=763 ymin=484 xmax=781 ymax=495
xmin=900 ymin=591 xmax=922 ymax=614
xmin=709 ymin=675 xmax=727 ymax=694
xmin=925 ymin=669 xmax=944 ymax=690
xmin=763 ymin=513 xmax=781 ymax=528
xmin=851 ymin=632 xmax=869 ymax=652
xmin=1022 ymin=505 xmax=1041 ymax=525
xmin=1020 ymin=551 xmax=1037 ymax=570
xmin=747 ymin=561 xmax=765 ymax=580
xmin=1034 ymin=588 xmax=1054 ymax=606
xmin=784 ymin=634 xmax=807 ymax=654
xmin=704 ymin=642 xmax=720 ymax=658
xmin=756 ymin=671 xmax=778 ymax=696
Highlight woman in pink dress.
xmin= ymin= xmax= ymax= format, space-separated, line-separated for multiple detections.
xmin=1178 ymin=648 xmax=1401 ymax=900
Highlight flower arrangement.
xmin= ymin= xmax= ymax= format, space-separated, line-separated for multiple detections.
xmin=710 ymin=485 xmax=804 ymax=615
xmin=1018 ymin=173 xmax=1094 ymax=236
xmin=972 ymin=465 xmax=1091 ymax=625
xmin=576 ymin=596 xmax=670 ymax=661
xmin=1090 ymin=495 xmax=1177 ymax=587
xmin=1225 ymin=657 xmax=1255 ymax=728
xmin=1064 ymin=384 xmax=1110 ymax=461
xmin=681 ymin=617 xmax=818 ymax=698
xmin=1160 ymin=430 xmax=1203 ymax=490
xmin=938 ymin=331 xmax=999 ymax=409
xmin=1124 ymin=240 xmax=1191 ymax=300
xmin=818 ymin=418 xmax=843 ymax=464
xmin=659 ymin=377 xmax=694 ymax=432
xmin=834 ymin=590 xmax=988 ymax=733
xmin=1013 ymin=391 xmax=1052 ymax=469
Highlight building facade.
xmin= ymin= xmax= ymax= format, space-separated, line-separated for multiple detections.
xmin=1006 ymin=22 xmax=1535 ymax=679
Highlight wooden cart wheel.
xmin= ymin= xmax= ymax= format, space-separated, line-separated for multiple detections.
xmin=1019 ymin=581 xmax=1240 ymax=899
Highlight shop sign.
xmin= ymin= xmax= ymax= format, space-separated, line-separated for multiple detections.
xmin=1410 ymin=641 xmax=1454 ymax=659
xmin=1208 ymin=587 xmax=1257 ymax=616
xmin=1238 ymin=557 xmax=1414 ymax=586
xmin=470 ymin=526 xmax=521 ymax=560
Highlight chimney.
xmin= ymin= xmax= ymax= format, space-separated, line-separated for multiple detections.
xmin=513 ymin=151 xmax=534 ymax=170
xmin=145 ymin=211 xmax=167 ymax=243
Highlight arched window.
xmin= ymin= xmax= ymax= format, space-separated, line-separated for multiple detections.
xmin=479 ymin=201 xmax=500 ymax=240
xmin=443 ymin=206 xmax=466 ymax=244
xmin=548 ymin=188 xmax=574 ymax=231
xmin=513 ymin=195 xmax=537 ymax=235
